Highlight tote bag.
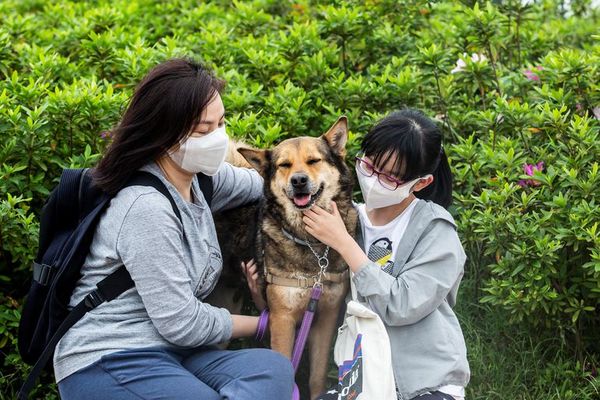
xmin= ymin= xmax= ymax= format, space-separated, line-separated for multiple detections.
xmin=333 ymin=275 xmax=397 ymax=400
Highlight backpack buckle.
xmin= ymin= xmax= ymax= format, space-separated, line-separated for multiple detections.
xmin=33 ymin=262 xmax=53 ymax=286
xmin=84 ymin=290 xmax=105 ymax=309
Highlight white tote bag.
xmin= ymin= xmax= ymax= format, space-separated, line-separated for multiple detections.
xmin=333 ymin=274 xmax=397 ymax=400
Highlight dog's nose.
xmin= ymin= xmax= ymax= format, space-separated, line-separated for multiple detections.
xmin=291 ymin=173 xmax=309 ymax=189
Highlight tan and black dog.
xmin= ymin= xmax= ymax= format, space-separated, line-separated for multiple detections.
xmin=230 ymin=116 xmax=357 ymax=398
xmin=208 ymin=117 xmax=357 ymax=397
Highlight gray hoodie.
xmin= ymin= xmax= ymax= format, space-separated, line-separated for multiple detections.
xmin=353 ymin=199 xmax=470 ymax=399
xmin=53 ymin=162 xmax=263 ymax=382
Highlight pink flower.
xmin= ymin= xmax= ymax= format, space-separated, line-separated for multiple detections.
xmin=518 ymin=161 xmax=544 ymax=188
xmin=523 ymin=66 xmax=543 ymax=81
xmin=593 ymin=106 xmax=600 ymax=120
xmin=523 ymin=70 xmax=539 ymax=81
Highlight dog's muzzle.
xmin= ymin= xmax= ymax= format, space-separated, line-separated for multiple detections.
xmin=288 ymin=174 xmax=323 ymax=209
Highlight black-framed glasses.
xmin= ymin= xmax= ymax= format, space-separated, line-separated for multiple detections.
xmin=355 ymin=156 xmax=407 ymax=191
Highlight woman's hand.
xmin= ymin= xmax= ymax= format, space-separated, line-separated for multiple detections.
xmin=241 ymin=259 xmax=267 ymax=311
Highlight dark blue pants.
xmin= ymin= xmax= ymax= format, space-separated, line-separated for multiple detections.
xmin=58 ymin=346 xmax=294 ymax=400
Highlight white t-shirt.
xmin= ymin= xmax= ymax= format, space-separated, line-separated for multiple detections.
xmin=357 ymin=199 xmax=465 ymax=400
xmin=357 ymin=199 xmax=418 ymax=275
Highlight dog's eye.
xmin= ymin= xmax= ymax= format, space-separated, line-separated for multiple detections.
xmin=278 ymin=162 xmax=292 ymax=169
xmin=307 ymin=159 xmax=321 ymax=165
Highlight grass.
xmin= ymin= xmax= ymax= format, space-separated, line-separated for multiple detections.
xmin=457 ymin=278 xmax=600 ymax=400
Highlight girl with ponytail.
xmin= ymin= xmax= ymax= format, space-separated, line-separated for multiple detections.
xmin=305 ymin=109 xmax=470 ymax=400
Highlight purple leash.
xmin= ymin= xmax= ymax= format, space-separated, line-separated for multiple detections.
xmin=254 ymin=287 xmax=321 ymax=400
xmin=255 ymin=309 xmax=269 ymax=342
xmin=254 ymin=285 xmax=323 ymax=369
xmin=291 ymin=284 xmax=322 ymax=371
xmin=256 ymin=239 xmax=329 ymax=400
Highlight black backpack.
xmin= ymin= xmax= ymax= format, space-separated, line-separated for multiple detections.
xmin=17 ymin=168 xmax=213 ymax=399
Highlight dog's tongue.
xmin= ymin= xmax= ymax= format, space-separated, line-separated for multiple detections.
xmin=293 ymin=194 xmax=311 ymax=207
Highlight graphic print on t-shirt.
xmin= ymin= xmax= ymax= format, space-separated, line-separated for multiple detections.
xmin=367 ymin=237 xmax=394 ymax=275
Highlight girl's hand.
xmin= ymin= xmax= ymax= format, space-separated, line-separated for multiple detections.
xmin=304 ymin=201 xmax=370 ymax=273
xmin=303 ymin=201 xmax=352 ymax=252
xmin=241 ymin=259 xmax=267 ymax=311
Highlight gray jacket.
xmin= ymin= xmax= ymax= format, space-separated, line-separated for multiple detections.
xmin=353 ymin=199 xmax=470 ymax=399
xmin=53 ymin=162 xmax=263 ymax=382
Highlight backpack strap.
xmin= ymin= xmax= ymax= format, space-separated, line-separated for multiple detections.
xmin=127 ymin=171 xmax=213 ymax=212
xmin=197 ymin=172 xmax=213 ymax=206
xmin=18 ymin=266 xmax=134 ymax=400
xmin=127 ymin=171 xmax=182 ymax=222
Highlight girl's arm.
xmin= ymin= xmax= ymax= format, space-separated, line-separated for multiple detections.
xmin=351 ymin=219 xmax=465 ymax=326
xmin=304 ymin=202 xmax=466 ymax=326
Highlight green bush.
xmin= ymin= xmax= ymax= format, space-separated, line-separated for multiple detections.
xmin=1 ymin=0 xmax=599 ymax=398
xmin=451 ymin=47 xmax=600 ymax=354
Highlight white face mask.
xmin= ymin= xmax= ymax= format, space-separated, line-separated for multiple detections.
xmin=356 ymin=165 xmax=426 ymax=210
xmin=169 ymin=126 xmax=229 ymax=175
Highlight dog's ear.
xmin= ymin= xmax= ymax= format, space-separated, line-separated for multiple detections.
xmin=237 ymin=148 xmax=270 ymax=175
xmin=321 ymin=116 xmax=348 ymax=157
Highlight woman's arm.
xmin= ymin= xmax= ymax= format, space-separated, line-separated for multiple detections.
xmin=231 ymin=315 xmax=259 ymax=338
xmin=210 ymin=163 xmax=263 ymax=212
xmin=242 ymin=259 xmax=267 ymax=311
xmin=117 ymin=192 xmax=234 ymax=347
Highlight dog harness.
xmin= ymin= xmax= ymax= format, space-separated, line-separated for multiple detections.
xmin=265 ymin=270 xmax=349 ymax=288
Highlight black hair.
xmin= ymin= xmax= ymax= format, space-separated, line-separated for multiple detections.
xmin=94 ymin=58 xmax=225 ymax=194
xmin=361 ymin=109 xmax=453 ymax=209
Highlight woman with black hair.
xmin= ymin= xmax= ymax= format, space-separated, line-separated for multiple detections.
xmin=304 ymin=109 xmax=470 ymax=400
xmin=53 ymin=59 xmax=294 ymax=399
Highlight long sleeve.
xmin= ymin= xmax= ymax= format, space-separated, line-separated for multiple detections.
xmin=116 ymin=192 xmax=233 ymax=347
xmin=353 ymin=219 xmax=466 ymax=326
xmin=211 ymin=163 xmax=263 ymax=212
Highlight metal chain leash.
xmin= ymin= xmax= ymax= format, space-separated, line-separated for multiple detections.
xmin=305 ymin=241 xmax=329 ymax=287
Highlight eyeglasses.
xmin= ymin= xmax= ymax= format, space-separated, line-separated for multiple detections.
xmin=355 ymin=156 xmax=407 ymax=191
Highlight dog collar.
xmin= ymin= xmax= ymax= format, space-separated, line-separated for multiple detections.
xmin=280 ymin=228 xmax=320 ymax=247
xmin=280 ymin=228 xmax=331 ymax=286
